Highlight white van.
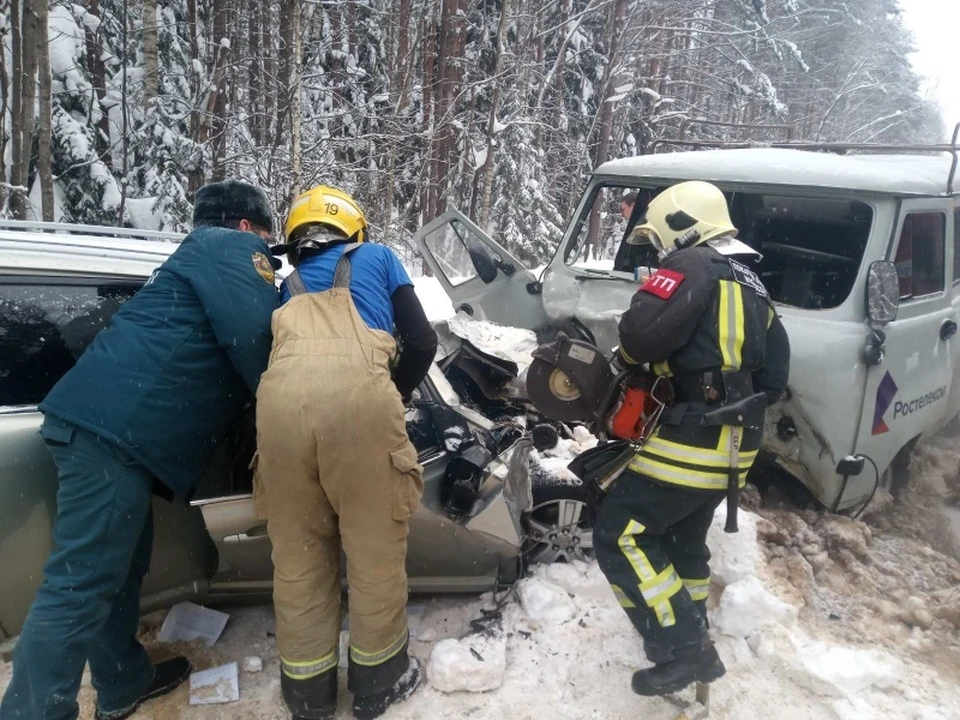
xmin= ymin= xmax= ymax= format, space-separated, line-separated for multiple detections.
xmin=414 ymin=146 xmax=960 ymax=514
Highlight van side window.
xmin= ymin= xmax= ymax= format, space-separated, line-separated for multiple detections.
xmin=894 ymin=213 xmax=945 ymax=300
xmin=953 ymin=209 xmax=960 ymax=286
xmin=0 ymin=281 xmax=140 ymax=406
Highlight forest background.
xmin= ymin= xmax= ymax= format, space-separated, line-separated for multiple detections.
xmin=0 ymin=0 xmax=947 ymax=264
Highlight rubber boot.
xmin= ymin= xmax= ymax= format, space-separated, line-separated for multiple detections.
xmin=351 ymin=658 xmax=422 ymax=720
xmin=282 ymin=667 xmax=338 ymax=720
xmin=631 ymin=642 xmax=725 ymax=697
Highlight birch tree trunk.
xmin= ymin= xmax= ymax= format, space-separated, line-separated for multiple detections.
xmin=36 ymin=0 xmax=53 ymax=221
xmin=142 ymin=0 xmax=159 ymax=106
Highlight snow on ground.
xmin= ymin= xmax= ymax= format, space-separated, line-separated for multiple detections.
xmin=3 ymin=497 xmax=958 ymax=720
xmin=412 ymin=275 xmax=455 ymax=322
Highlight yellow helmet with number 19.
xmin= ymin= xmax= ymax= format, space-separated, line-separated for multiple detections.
xmin=284 ymin=185 xmax=367 ymax=244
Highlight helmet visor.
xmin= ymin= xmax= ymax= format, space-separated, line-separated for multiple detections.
xmin=627 ymin=222 xmax=662 ymax=251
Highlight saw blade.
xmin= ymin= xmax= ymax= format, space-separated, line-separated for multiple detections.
xmin=526 ymin=357 xmax=592 ymax=422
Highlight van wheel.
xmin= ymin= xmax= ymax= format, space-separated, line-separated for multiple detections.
xmin=881 ymin=443 xmax=916 ymax=500
xmin=521 ymin=482 xmax=595 ymax=566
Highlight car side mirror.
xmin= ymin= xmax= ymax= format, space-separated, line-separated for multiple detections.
xmin=866 ymin=260 xmax=899 ymax=324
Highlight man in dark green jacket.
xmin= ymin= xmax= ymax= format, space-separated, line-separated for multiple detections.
xmin=0 ymin=180 xmax=280 ymax=720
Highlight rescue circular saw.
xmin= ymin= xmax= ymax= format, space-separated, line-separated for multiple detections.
xmin=525 ymin=332 xmax=616 ymax=423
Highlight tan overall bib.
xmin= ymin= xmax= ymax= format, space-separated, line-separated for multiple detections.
xmin=254 ymin=245 xmax=423 ymax=699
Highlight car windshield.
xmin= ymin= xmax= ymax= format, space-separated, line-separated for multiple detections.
xmin=563 ymin=182 xmax=874 ymax=310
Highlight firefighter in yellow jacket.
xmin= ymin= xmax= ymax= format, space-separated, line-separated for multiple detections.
xmin=255 ymin=186 xmax=438 ymax=720
xmin=594 ymin=181 xmax=790 ymax=697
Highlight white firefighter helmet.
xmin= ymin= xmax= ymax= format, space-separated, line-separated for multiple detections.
xmin=628 ymin=181 xmax=755 ymax=260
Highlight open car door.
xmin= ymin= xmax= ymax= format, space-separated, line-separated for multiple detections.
xmin=414 ymin=209 xmax=548 ymax=329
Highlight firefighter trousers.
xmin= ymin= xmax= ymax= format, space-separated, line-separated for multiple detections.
xmin=254 ymin=287 xmax=423 ymax=716
xmin=593 ymin=469 xmax=723 ymax=665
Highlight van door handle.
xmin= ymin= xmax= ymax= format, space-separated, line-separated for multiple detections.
xmin=941 ymin=319 xmax=958 ymax=340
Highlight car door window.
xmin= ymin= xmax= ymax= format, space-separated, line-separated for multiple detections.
xmin=0 ymin=280 xmax=141 ymax=406
xmin=894 ymin=212 xmax=945 ymax=300
xmin=421 ymin=219 xmax=483 ymax=286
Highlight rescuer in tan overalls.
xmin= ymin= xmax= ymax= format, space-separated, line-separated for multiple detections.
xmin=255 ymin=186 xmax=438 ymax=720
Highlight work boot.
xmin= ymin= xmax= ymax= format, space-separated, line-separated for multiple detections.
xmin=283 ymin=666 xmax=338 ymax=720
xmin=351 ymin=657 xmax=422 ymax=720
xmin=631 ymin=642 xmax=725 ymax=697
xmin=94 ymin=656 xmax=192 ymax=720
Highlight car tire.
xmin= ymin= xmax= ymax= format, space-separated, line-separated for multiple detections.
xmin=521 ymin=481 xmax=595 ymax=566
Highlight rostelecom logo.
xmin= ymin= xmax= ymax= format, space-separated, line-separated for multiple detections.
xmin=872 ymin=371 xmax=898 ymax=436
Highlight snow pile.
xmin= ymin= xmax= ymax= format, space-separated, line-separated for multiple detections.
xmin=707 ymin=502 xmax=762 ymax=585
xmin=428 ymin=632 xmax=507 ymax=693
xmin=713 ymin=576 xmax=798 ymax=639
xmin=516 ymin=576 xmax=578 ymax=626
xmin=787 ymin=642 xmax=901 ymax=698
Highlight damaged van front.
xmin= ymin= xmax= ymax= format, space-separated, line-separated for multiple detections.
xmin=415 ymin=148 xmax=960 ymax=514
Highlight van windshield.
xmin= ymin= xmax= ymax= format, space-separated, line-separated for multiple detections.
xmin=564 ymin=183 xmax=873 ymax=310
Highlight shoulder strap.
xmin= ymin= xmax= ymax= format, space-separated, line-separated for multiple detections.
xmin=332 ymin=242 xmax=364 ymax=289
xmin=286 ymin=269 xmax=308 ymax=296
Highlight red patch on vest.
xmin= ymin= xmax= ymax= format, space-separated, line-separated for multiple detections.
xmin=640 ymin=269 xmax=685 ymax=299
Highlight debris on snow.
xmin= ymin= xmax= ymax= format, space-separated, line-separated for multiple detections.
xmin=516 ymin=577 xmax=578 ymax=626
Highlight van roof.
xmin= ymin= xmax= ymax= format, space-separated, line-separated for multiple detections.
xmin=595 ymin=148 xmax=957 ymax=197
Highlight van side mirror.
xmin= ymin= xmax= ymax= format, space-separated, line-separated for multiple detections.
xmin=866 ymin=260 xmax=899 ymax=324
xmin=467 ymin=242 xmax=498 ymax=283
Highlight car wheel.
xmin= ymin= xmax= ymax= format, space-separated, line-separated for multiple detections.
xmin=522 ymin=482 xmax=594 ymax=565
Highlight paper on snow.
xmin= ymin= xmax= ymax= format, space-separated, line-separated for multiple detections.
xmin=157 ymin=602 xmax=230 ymax=647
xmin=189 ymin=662 xmax=240 ymax=705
